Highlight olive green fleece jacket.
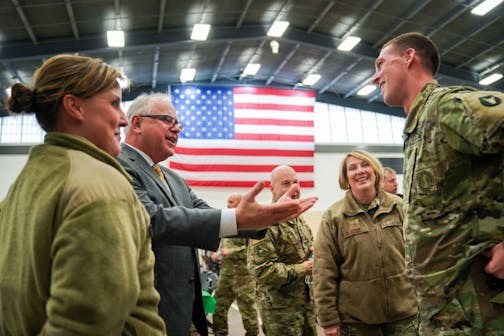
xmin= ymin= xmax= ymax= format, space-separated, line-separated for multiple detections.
xmin=0 ymin=133 xmax=165 ymax=335
xmin=313 ymin=190 xmax=417 ymax=328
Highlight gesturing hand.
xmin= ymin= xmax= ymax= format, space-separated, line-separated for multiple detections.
xmin=235 ymin=181 xmax=317 ymax=230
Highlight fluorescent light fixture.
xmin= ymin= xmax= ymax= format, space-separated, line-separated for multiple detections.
xmin=471 ymin=0 xmax=503 ymax=15
xmin=302 ymin=74 xmax=321 ymax=86
xmin=180 ymin=68 xmax=196 ymax=82
xmin=242 ymin=63 xmax=261 ymax=76
xmin=337 ymin=36 xmax=361 ymax=51
xmin=479 ymin=73 xmax=503 ymax=85
xmin=191 ymin=24 xmax=211 ymax=40
xmin=107 ymin=30 xmax=125 ymax=47
xmin=357 ymin=84 xmax=377 ymax=96
xmin=270 ymin=40 xmax=279 ymax=54
xmin=267 ymin=21 xmax=289 ymax=37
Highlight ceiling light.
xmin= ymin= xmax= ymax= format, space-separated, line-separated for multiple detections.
xmin=357 ymin=84 xmax=377 ymax=96
xmin=180 ymin=68 xmax=196 ymax=82
xmin=242 ymin=63 xmax=261 ymax=76
xmin=107 ymin=30 xmax=125 ymax=48
xmin=5 ymin=87 xmax=11 ymax=97
xmin=471 ymin=0 xmax=503 ymax=15
xmin=302 ymin=74 xmax=321 ymax=86
xmin=479 ymin=73 xmax=503 ymax=85
xmin=337 ymin=36 xmax=361 ymax=51
xmin=267 ymin=21 xmax=289 ymax=37
xmin=270 ymin=40 xmax=279 ymax=54
xmin=191 ymin=24 xmax=211 ymax=41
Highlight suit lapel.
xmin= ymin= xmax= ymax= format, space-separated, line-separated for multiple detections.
xmin=122 ymin=144 xmax=178 ymax=205
xmin=162 ymin=168 xmax=186 ymax=206
xmin=142 ymin=163 xmax=178 ymax=206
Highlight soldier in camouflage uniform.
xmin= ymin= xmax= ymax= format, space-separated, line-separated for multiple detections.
xmin=212 ymin=194 xmax=259 ymax=336
xmin=372 ymin=32 xmax=504 ymax=335
xmin=248 ymin=166 xmax=317 ymax=336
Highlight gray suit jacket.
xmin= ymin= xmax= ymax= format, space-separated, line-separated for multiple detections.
xmin=117 ymin=144 xmax=220 ymax=336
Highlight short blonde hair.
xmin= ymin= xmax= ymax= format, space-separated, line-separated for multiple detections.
xmin=338 ymin=150 xmax=383 ymax=191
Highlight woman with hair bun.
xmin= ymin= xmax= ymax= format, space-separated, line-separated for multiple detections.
xmin=0 ymin=55 xmax=166 ymax=335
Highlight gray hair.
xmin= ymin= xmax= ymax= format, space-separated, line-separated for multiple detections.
xmin=383 ymin=167 xmax=397 ymax=175
xmin=124 ymin=92 xmax=174 ymax=133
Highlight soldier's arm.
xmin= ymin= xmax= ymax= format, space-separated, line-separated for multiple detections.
xmin=438 ymin=90 xmax=504 ymax=155
xmin=248 ymin=230 xmax=305 ymax=288
xmin=313 ymin=212 xmax=342 ymax=329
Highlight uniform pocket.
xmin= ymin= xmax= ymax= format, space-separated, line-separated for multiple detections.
xmin=342 ymin=220 xmax=369 ymax=239
xmin=380 ymin=221 xmax=402 ymax=229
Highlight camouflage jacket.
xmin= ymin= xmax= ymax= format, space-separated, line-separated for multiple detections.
xmin=220 ymin=237 xmax=247 ymax=264
xmin=248 ymin=216 xmax=313 ymax=309
xmin=403 ymin=81 xmax=504 ymax=320
xmin=313 ymin=190 xmax=417 ymax=328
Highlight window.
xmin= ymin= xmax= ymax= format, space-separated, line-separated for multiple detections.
xmin=0 ymin=101 xmax=405 ymax=146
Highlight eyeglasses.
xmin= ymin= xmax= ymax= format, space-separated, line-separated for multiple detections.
xmin=139 ymin=114 xmax=183 ymax=130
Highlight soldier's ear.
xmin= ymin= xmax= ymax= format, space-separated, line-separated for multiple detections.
xmin=403 ymin=48 xmax=415 ymax=68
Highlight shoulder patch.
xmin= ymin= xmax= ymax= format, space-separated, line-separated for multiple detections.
xmin=479 ymin=95 xmax=501 ymax=107
xmin=416 ymin=170 xmax=435 ymax=193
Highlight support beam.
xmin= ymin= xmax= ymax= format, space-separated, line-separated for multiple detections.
xmin=11 ymin=0 xmax=37 ymax=44
xmin=65 ymin=0 xmax=80 ymax=39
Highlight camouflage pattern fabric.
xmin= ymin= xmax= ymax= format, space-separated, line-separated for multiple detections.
xmin=403 ymin=81 xmax=504 ymax=335
xmin=212 ymin=238 xmax=258 ymax=336
xmin=339 ymin=315 xmax=418 ymax=336
xmin=258 ymin=303 xmax=317 ymax=336
xmin=248 ymin=216 xmax=317 ymax=336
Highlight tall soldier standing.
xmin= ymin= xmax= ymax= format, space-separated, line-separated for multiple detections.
xmin=372 ymin=32 xmax=504 ymax=335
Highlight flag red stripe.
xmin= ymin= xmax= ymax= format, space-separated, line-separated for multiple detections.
xmin=174 ymin=147 xmax=314 ymax=157
xmin=234 ymin=102 xmax=314 ymax=112
xmin=233 ymin=87 xmax=316 ymax=98
xmin=235 ymin=118 xmax=313 ymax=127
xmin=235 ymin=133 xmax=314 ymax=142
xmin=184 ymin=180 xmax=315 ymax=188
xmin=169 ymin=162 xmax=314 ymax=173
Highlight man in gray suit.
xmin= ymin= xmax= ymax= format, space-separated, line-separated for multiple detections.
xmin=117 ymin=93 xmax=317 ymax=336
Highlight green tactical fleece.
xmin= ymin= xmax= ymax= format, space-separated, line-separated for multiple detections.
xmin=313 ymin=190 xmax=417 ymax=329
xmin=0 ymin=133 xmax=165 ymax=335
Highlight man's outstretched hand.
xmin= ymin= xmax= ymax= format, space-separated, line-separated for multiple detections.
xmin=235 ymin=181 xmax=317 ymax=230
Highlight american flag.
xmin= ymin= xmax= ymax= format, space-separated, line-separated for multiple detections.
xmin=166 ymin=85 xmax=315 ymax=187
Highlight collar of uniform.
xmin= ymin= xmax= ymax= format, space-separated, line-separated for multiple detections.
xmin=343 ymin=189 xmax=399 ymax=219
xmin=44 ymin=132 xmax=131 ymax=182
xmin=373 ymin=190 xmax=402 ymax=218
xmin=404 ymin=80 xmax=439 ymax=136
xmin=285 ymin=216 xmax=303 ymax=226
xmin=343 ymin=190 xmax=375 ymax=217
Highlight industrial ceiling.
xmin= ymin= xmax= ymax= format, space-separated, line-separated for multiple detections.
xmin=0 ymin=0 xmax=502 ymax=116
